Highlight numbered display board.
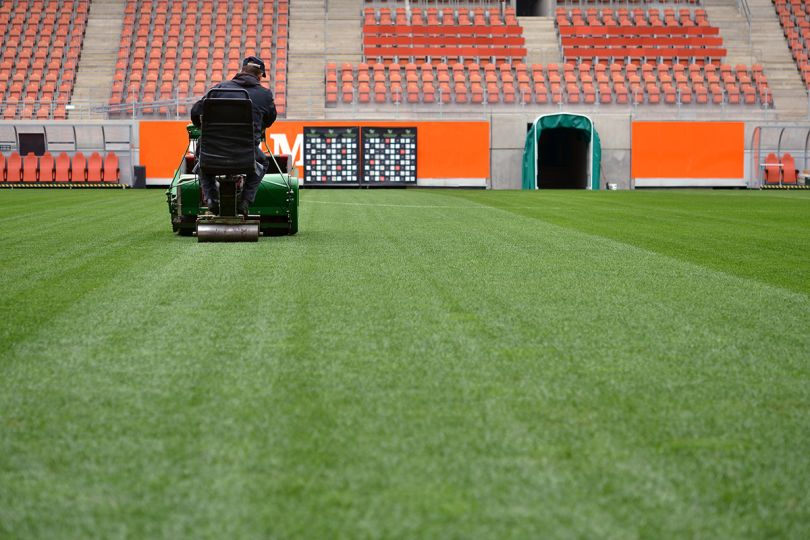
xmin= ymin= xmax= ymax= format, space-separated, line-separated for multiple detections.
xmin=303 ymin=127 xmax=360 ymax=185
xmin=361 ymin=127 xmax=417 ymax=185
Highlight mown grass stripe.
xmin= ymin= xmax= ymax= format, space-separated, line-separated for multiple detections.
xmin=1 ymin=189 xmax=808 ymax=538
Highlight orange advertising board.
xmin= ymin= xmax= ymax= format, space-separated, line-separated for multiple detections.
xmin=139 ymin=120 xmax=490 ymax=181
xmin=631 ymin=121 xmax=744 ymax=179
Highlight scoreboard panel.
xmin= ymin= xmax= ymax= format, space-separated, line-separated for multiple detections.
xmin=361 ymin=127 xmax=417 ymax=185
xmin=303 ymin=127 xmax=360 ymax=185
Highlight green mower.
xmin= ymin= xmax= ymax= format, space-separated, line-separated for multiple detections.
xmin=166 ymin=124 xmax=299 ymax=242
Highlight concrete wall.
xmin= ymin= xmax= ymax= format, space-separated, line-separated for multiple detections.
xmin=593 ymin=114 xmax=633 ymax=190
xmin=489 ymin=112 xmax=633 ymax=190
xmin=6 ymin=116 xmax=809 ymax=189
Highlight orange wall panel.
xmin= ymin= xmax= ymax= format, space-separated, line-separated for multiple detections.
xmin=632 ymin=121 xmax=744 ymax=179
xmin=139 ymin=120 xmax=490 ymax=180
xmin=139 ymin=121 xmax=190 ymax=179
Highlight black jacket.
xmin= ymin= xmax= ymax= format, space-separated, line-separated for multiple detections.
xmin=191 ymin=73 xmax=277 ymax=145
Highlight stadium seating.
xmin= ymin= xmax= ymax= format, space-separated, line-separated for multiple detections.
xmin=782 ymin=152 xmax=798 ymax=184
xmin=22 ymin=152 xmax=38 ymax=182
xmin=104 ymin=152 xmax=120 ymax=182
xmin=330 ymin=60 xmax=772 ymax=107
xmin=72 ymin=151 xmax=86 ymax=181
xmin=556 ymin=8 xmax=724 ymax=64
xmin=87 ymin=151 xmax=103 ymax=182
xmin=0 ymin=0 xmax=88 ymax=119
xmin=773 ymin=0 xmax=810 ymax=89
xmin=764 ymin=152 xmax=781 ymax=184
xmin=329 ymin=6 xmax=771 ymax=108
xmin=0 ymin=151 xmax=120 ymax=183
xmin=560 ymin=0 xmax=700 ymax=4
xmin=39 ymin=151 xmax=55 ymax=181
xmin=55 ymin=151 xmax=70 ymax=181
xmin=110 ymin=0 xmax=288 ymax=116
xmin=362 ymin=6 xmax=526 ymax=65
xmin=6 ymin=152 xmax=22 ymax=181
xmin=763 ymin=151 xmax=802 ymax=185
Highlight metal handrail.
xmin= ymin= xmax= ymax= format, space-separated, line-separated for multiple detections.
xmin=738 ymin=0 xmax=753 ymax=49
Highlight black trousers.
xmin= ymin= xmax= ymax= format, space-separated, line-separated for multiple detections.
xmin=200 ymin=148 xmax=268 ymax=205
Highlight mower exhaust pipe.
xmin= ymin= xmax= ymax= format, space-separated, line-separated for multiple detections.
xmin=197 ymin=222 xmax=259 ymax=242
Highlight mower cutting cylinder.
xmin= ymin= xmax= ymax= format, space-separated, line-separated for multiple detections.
xmin=197 ymin=222 xmax=259 ymax=242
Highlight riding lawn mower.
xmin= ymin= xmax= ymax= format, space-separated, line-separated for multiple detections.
xmin=165 ymin=89 xmax=299 ymax=242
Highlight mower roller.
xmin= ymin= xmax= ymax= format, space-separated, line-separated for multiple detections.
xmin=166 ymin=124 xmax=299 ymax=241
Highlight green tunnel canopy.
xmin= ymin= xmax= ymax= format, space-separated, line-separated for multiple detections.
xmin=521 ymin=113 xmax=602 ymax=190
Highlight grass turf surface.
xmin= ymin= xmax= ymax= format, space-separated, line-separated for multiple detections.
xmin=1 ymin=188 xmax=809 ymax=538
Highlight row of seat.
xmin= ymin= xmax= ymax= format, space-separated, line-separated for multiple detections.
xmin=363 ymin=7 xmax=525 ymax=64
xmin=556 ymin=7 xmax=711 ymax=27
xmin=0 ymin=0 xmax=88 ymax=119
xmin=559 ymin=0 xmax=701 ymax=4
xmin=774 ymin=0 xmax=810 ymax=89
xmin=2 ymin=101 xmax=69 ymax=120
xmin=111 ymin=0 xmax=289 ymax=115
xmin=326 ymin=61 xmax=772 ymax=106
xmin=0 ymin=151 xmax=120 ymax=183
xmin=556 ymin=7 xmax=726 ymax=64
xmin=364 ymin=6 xmax=519 ymax=27
xmin=764 ymin=152 xmax=801 ymax=185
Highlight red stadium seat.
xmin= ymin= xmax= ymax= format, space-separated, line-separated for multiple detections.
xmin=87 ymin=152 xmax=103 ymax=182
xmin=55 ymin=152 xmax=71 ymax=182
xmin=39 ymin=152 xmax=55 ymax=182
xmin=22 ymin=152 xmax=38 ymax=182
xmin=104 ymin=153 xmax=120 ymax=183
xmin=72 ymin=152 xmax=87 ymax=182
xmin=782 ymin=153 xmax=798 ymax=184
xmin=764 ymin=153 xmax=781 ymax=185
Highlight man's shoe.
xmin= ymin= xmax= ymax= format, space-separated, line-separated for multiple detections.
xmin=238 ymin=200 xmax=250 ymax=217
xmin=206 ymin=199 xmax=219 ymax=215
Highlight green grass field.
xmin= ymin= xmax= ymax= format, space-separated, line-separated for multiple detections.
xmin=1 ymin=188 xmax=809 ymax=538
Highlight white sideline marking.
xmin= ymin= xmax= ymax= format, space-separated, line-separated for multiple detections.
xmin=305 ymin=200 xmax=487 ymax=209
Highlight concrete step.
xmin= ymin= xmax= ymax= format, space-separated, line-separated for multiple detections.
xmin=71 ymin=0 xmax=127 ymax=118
xmin=519 ymin=17 xmax=561 ymax=66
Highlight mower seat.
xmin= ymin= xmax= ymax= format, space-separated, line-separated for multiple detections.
xmin=198 ymin=87 xmax=256 ymax=177
xmin=195 ymin=87 xmax=261 ymax=242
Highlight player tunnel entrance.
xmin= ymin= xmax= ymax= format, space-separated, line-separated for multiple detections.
xmin=536 ymin=128 xmax=589 ymax=189
xmin=522 ymin=113 xmax=602 ymax=190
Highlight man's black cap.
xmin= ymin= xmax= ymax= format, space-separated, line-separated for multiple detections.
xmin=243 ymin=56 xmax=266 ymax=77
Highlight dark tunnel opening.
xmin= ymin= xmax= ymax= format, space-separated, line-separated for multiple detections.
xmin=536 ymin=127 xmax=589 ymax=189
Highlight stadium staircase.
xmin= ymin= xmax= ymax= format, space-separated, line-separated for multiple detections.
xmin=519 ymin=16 xmax=561 ymax=67
xmin=703 ymin=0 xmax=808 ymax=117
xmin=286 ymin=0 xmax=363 ymax=118
xmin=72 ymin=0 xmax=127 ymax=119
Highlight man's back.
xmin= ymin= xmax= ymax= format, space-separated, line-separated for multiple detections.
xmin=191 ymin=72 xmax=276 ymax=145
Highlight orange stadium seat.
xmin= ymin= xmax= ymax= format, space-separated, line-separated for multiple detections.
xmin=782 ymin=153 xmax=798 ymax=184
xmin=72 ymin=152 xmax=87 ymax=183
xmin=764 ymin=153 xmax=781 ymax=185
xmin=23 ymin=153 xmax=39 ymax=182
xmin=55 ymin=152 xmax=71 ymax=182
xmin=6 ymin=152 xmax=22 ymax=182
xmin=104 ymin=153 xmax=120 ymax=183
xmin=39 ymin=152 xmax=55 ymax=182
xmin=86 ymin=152 xmax=104 ymax=182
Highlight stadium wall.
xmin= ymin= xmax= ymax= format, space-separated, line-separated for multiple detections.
xmin=489 ymin=113 xmax=632 ymax=189
xmin=1 ymin=118 xmax=807 ymax=188
xmin=139 ymin=119 xmax=491 ymax=186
